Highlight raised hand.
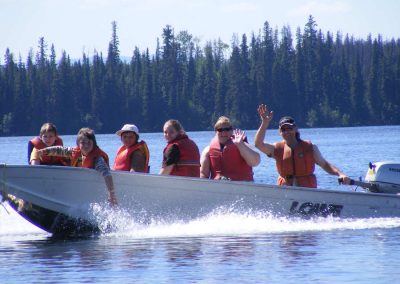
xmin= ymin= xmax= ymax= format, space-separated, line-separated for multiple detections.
xmin=232 ymin=129 xmax=246 ymax=145
xmin=257 ymin=104 xmax=273 ymax=124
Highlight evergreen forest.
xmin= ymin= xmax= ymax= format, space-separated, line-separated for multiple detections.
xmin=1 ymin=16 xmax=399 ymax=136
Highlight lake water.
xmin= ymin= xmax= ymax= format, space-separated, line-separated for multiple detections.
xmin=1 ymin=126 xmax=400 ymax=283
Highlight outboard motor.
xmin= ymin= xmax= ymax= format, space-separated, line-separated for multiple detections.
xmin=342 ymin=161 xmax=400 ymax=194
xmin=364 ymin=161 xmax=400 ymax=194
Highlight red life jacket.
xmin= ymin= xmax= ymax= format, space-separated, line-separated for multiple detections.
xmin=208 ymin=136 xmax=254 ymax=181
xmin=71 ymin=146 xmax=109 ymax=169
xmin=28 ymin=136 xmax=67 ymax=166
xmin=113 ymin=141 xmax=150 ymax=172
xmin=274 ymin=140 xmax=317 ymax=188
xmin=163 ymin=134 xmax=200 ymax=177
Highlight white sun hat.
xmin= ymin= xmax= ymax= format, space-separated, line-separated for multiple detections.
xmin=116 ymin=124 xmax=139 ymax=136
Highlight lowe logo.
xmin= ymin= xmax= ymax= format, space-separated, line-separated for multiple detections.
xmin=289 ymin=201 xmax=343 ymax=217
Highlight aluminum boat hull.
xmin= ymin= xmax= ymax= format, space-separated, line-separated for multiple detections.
xmin=1 ymin=165 xmax=400 ymax=236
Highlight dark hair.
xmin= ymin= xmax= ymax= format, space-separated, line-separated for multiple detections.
xmin=121 ymin=131 xmax=139 ymax=142
xmin=40 ymin=122 xmax=58 ymax=136
xmin=295 ymin=131 xmax=301 ymax=141
xmin=76 ymin=127 xmax=98 ymax=148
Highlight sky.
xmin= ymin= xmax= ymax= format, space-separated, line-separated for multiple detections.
xmin=1 ymin=0 xmax=400 ymax=62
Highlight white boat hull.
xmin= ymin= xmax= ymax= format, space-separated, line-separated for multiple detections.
xmin=1 ymin=165 xmax=400 ymax=235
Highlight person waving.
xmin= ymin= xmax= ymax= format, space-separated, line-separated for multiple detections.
xmin=254 ymin=104 xmax=350 ymax=188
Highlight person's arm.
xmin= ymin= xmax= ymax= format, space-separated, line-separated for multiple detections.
xmin=130 ymin=149 xmax=146 ymax=172
xmin=254 ymin=104 xmax=275 ymax=157
xmin=94 ymin=157 xmax=117 ymax=206
xmin=30 ymin=148 xmax=41 ymax=165
xmin=159 ymin=164 xmax=174 ymax=175
xmin=313 ymin=145 xmax=351 ymax=185
xmin=232 ymin=129 xmax=260 ymax=167
xmin=159 ymin=144 xmax=179 ymax=175
xmin=200 ymin=146 xmax=211 ymax=178
xmin=104 ymin=175 xmax=117 ymax=206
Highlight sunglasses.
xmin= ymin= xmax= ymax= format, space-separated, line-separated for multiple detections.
xmin=216 ymin=127 xmax=233 ymax=132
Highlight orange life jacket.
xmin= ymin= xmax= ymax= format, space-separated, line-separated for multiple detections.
xmin=28 ymin=136 xmax=67 ymax=166
xmin=71 ymin=146 xmax=109 ymax=169
xmin=113 ymin=141 xmax=150 ymax=172
xmin=209 ymin=136 xmax=254 ymax=181
xmin=163 ymin=134 xmax=200 ymax=177
xmin=274 ymin=140 xmax=317 ymax=188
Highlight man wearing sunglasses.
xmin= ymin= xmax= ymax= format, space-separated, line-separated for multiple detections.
xmin=254 ymin=104 xmax=350 ymax=188
xmin=200 ymin=116 xmax=260 ymax=181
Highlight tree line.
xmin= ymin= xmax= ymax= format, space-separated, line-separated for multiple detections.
xmin=1 ymin=16 xmax=399 ymax=136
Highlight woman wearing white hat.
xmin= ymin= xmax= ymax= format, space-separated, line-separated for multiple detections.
xmin=113 ymin=124 xmax=150 ymax=173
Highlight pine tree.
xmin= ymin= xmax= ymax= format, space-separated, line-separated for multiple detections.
xmin=13 ymin=56 xmax=30 ymax=135
xmin=139 ymin=49 xmax=153 ymax=129
xmin=303 ymin=16 xmax=320 ymax=114
xmin=90 ymin=52 xmax=106 ymax=130
xmin=2 ymin=18 xmax=400 ymax=136
xmin=160 ymin=25 xmax=178 ymax=117
xmin=272 ymin=26 xmax=297 ymax=121
xmin=1 ymin=49 xmax=15 ymax=135
xmin=294 ymin=27 xmax=307 ymax=126
xmin=262 ymin=21 xmax=275 ymax=109
xmin=226 ymin=37 xmax=241 ymax=125
xmin=365 ymin=37 xmax=384 ymax=123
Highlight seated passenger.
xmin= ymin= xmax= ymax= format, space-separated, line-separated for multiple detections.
xmin=113 ymin=124 xmax=150 ymax=173
xmin=200 ymin=116 xmax=260 ymax=181
xmin=160 ymin=119 xmax=200 ymax=177
xmin=38 ymin=128 xmax=117 ymax=206
xmin=29 ymin=122 xmax=68 ymax=166
xmin=254 ymin=103 xmax=351 ymax=188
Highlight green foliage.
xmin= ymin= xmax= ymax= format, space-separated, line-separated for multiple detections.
xmin=1 ymin=19 xmax=400 ymax=136
xmin=1 ymin=112 xmax=13 ymax=135
xmin=306 ymin=109 xmax=318 ymax=127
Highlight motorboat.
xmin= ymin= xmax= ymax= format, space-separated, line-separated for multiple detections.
xmin=1 ymin=162 xmax=400 ymax=236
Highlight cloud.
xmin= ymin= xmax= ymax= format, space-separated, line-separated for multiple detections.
xmin=288 ymin=0 xmax=351 ymax=16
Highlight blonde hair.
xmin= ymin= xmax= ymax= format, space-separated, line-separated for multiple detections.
xmin=214 ymin=116 xmax=232 ymax=130
xmin=40 ymin=122 xmax=58 ymax=136
xmin=164 ymin=119 xmax=185 ymax=133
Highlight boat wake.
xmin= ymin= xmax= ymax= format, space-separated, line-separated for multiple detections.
xmin=89 ymin=203 xmax=400 ymax=239
xmin=2 ymin=202 xmax=400 ymax=240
